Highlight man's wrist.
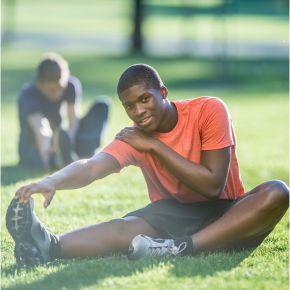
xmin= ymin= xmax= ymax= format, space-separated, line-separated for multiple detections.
xmin=150 ymin=139 xmax=163 ymax=154
xmin=43 ymin=175 xmax=58 ymax=191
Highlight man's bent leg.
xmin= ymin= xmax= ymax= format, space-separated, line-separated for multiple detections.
xmin=59 ymin=216 xmax=160 ymax=258
xmin=127 ymin=180 xmax=289 ymax=260
xmin=75 ymin=100 xmax=109 ymax=158
xmin=190 ymin=180 xmax=289 ymax=252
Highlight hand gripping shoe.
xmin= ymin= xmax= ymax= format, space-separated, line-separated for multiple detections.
xmin=6 ymin=197 xmax=52 ymax=266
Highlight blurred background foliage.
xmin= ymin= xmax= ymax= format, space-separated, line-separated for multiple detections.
xmin=1 ymin=0 xmax=288 ymax=97
xmin=2 ymin=0 xmax=288 ymax=56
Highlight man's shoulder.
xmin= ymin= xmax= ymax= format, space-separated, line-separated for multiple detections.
xmin=18 ymin=83 xmax=42 ymax=105
xmin=18 ymin=82 xmax=45 ymax=115
xmin=19 ymin=83 xmax=37 ymax=98
xmin=173 ymin=96 xmax=220 ymax=111
xmin=68 ymin=75 xmax=81 ymax=83
xmin=67 ymin=76 xmax=81 ymax=90
xmin=64 ymin=76 xmax=82 ymax=101
xmin=174 ymin=96 xmax=218 ymax=105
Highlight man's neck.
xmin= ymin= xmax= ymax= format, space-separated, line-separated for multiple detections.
xmin=157 ymin=101 xmax=178 ymax=133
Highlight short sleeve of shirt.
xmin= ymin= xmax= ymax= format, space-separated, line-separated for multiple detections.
xmin=63 ymin=76 xmax=82 ymax=104
xmin=19 ymin=87 xmax=43 ymax=117
xmin=199 ymin=98 xmax=234 ymax=150
xmin=102 ymin=139 xmax=140 ymax=169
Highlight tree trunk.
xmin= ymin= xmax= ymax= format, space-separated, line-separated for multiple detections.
xmin=132 ymin=0 xmax=143 ymax=53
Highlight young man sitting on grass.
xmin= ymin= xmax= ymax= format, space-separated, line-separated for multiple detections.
xmin=6 ymin=64 xmax=289 ymax=266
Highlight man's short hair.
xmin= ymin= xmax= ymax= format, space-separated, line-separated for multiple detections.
xmin=36 ymin=52 xmax=70 ymax=87
xmin=117 ymin=64 xmax=163 ymax=96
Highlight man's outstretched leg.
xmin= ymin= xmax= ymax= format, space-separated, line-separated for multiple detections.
xmin=128 ymin=180 xmax=289 ymax=259
xmin=58 ymin=216 xmax=160 ymax=258
xmin=6 ymin=197 xmax=159 ymax=266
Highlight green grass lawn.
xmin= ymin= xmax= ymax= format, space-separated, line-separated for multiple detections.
xmin=1 ymin=47 xmax=289 ymax=290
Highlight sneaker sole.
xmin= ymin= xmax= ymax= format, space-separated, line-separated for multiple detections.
xmin=6 ymin=198 xmax=33 ymax=242
xmin=14 ymin=241 xmax=42 ymax=267
xmin=6 ymin=198 xmax=44 ymax=266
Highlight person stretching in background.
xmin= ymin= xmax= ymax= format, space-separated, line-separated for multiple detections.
xmin=18 ymin=52 xmax=109 ymax=171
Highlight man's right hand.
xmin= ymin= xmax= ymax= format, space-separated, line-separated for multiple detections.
xmin=14 ymin=152 xmax=120 ymax=209
xmin=15 ymin=180 xmax=56 ymax=208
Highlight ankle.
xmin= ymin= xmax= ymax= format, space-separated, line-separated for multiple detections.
xmin=174 ymin=236 xmax=194 ymax=256
xmin=49 ymin=234 xmax=62 ymax=260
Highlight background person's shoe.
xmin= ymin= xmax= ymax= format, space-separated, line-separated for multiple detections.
xmin=6 ymin=198 xmax=52 ymax=266
xmin=127 ymin=234 xmax=187 ymax=260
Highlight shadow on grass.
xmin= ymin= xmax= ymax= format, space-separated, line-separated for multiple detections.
xmin=2 ymin=250 xmax=253 ymax=290
xmin=1 ymin=164 xmax=45 ymax=186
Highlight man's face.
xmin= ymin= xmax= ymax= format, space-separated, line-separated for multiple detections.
xmin=119 ymin=83 xmax=168 ymax=133
xmin=37 ymin=80 xmax=65 ymax=102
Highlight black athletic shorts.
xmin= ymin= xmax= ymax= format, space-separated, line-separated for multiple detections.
xmin=124 ymin=198 xmax=270 ymax=250
xmin=124 ymin=198 xmax=235 ymax=239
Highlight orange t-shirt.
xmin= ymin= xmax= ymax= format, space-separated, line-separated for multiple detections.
xmin=103 ymin=97 xmax=245 ymax=203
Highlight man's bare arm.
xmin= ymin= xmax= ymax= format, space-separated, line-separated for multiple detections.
xmin=27 ymin=113 xmax=53 ymax=169
xmin=116 ymin=127 xmax=230 ymax=199
xmin=66 ymin=102 xmax=80 ymax=141
xmin=151 ymin=141 xmax=230 ymax=199
xmin=44 ymin=152 xmax=119 ymax=189
xmin=15 ymin=152 xmax=120 ymax=207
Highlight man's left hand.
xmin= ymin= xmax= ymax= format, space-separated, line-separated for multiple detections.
xmin=115 ymin=127 xmax=158 ymax=152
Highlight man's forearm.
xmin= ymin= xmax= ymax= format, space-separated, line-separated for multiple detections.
xmin=35 ymin=134 xmax=53 ymax=170
xmin=40 ymin=152 xmax=120 ymax=191
xmin=150 ymin=140 xmax=226 ymax=198
xmin=42 ymin=159 xmax=95 ymax=190
xmin=67 ymin=119 xmax=79 ymax=142
xmin=15 ymin=152 xmax=119 ymax=204
xmin=28 ymin=114 xmax=53 ymax=169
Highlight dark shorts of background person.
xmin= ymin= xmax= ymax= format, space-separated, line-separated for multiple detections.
xmin=124 ymin=197 xmax=270 ymax=252
xmin=19 ymin=100 xmax=109 ymax=170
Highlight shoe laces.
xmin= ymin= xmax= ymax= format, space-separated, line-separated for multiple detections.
xmin=148 ymin=239 xmax=187 ymax=257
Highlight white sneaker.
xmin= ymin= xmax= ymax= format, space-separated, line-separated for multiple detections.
xmin=127 ymin=234 xmax=187 ymax=260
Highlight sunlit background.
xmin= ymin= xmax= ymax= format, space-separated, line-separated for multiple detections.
xmin=2 ymin=0 xmax=288 ymax=56
xmin=1 ymin=0 xmax=289 ymax=185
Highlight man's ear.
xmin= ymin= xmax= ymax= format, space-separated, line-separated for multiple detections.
xmin=160 ymin=86 xmax=168 ymax=99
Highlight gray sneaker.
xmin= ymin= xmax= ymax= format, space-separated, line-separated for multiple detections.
xmin=6 ymin=197 xmax=51 ymax=266
xmin=127 ymin=234 xmax=187 ymax=260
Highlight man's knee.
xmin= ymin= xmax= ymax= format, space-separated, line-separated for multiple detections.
xmin=106 ymin=218 xmax=134 ymax=239
xmin=260 ymin=180 xmax=289 ymax=212
xmin=90 ymin=100 xmax=109 ymax=121
xmin=106 ymin=217 xmax=154 ymax=242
